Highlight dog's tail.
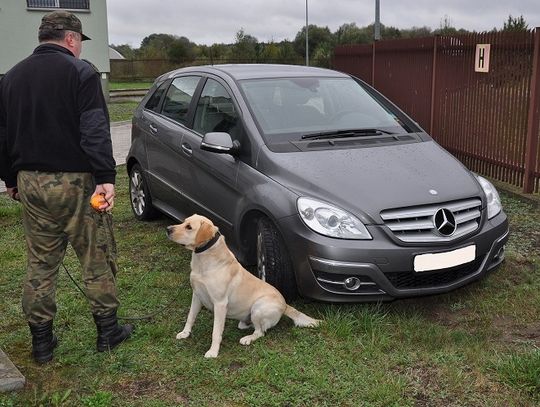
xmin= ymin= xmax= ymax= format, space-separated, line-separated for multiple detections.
xmin=284 ymin=305 xmax=320 ymax=328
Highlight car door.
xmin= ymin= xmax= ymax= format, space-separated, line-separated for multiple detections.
xmin=180 ymin=76 xmax=248 ymax=236
xmin=144 ymin=75 xmax=203 ymax=220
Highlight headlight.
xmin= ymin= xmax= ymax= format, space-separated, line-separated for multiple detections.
xmin=475 ymin=175 xmax=502 ymax=219
xmin=297 ymin=197 xmax=372 ymax=239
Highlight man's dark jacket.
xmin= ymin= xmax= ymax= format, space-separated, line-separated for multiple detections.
xmin=0 ymin=43 xmax=116 ymax=188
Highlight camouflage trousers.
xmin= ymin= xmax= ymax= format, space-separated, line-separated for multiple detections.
xmin=18 ymin=171 xmax=120 ymax=324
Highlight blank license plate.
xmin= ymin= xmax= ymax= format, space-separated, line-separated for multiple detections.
xmin=414 ymin=245 xmax=476 ymax=272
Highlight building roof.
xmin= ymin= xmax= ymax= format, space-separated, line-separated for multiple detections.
xmin=109 ymin=47 xmax=125 ymax=60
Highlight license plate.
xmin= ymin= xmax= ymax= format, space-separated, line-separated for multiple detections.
xmin=414 ymin=245 xmax=476 ymax=272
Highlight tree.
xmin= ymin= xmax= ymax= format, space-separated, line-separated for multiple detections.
xmin=138 ymin=33 xmax=177 ymax=59
xmin=232 ymin=28 xmax=258 ymax=61
xmin=277 ymin=40 xmax=300 ymax=64
xmin=259 ymin=42 xmax=280 ymax=62
xmin=433 ymin=15 xmax=459 ymax=35
xmin=502 ymin=15 xmax=528 ymax=31
xmin=381 ymin=24 xmax=402 ymax=40
xmin=400 ymin=26 xmax=433 ymax=39
xmin=294 ymin=24 xmax=335 ymax=61
xmin=168 ymin=36 xmax=197 ymax=62
xmin=335 ymin=23 xmax=370 ymax=45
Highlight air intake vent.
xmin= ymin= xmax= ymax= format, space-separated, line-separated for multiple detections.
xmin=307 ymin=135 xmax=418 ymax=149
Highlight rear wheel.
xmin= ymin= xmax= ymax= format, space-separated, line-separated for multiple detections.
xmin=129 ymin=164 xmax=158 ymax=220
xmin=256 ymin=217 xmax=298 ymax=301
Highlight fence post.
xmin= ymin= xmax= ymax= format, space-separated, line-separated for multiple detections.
xmin=429 ymin=35 xmax=438 ymax=136
xmin=524 ymin=27 xmax=540 ymax=193
xmin=371 ymin=42 xmax=376 ymax=87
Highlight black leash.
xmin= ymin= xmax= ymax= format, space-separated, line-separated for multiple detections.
xmin=61 ymin=261 xmax=179 ymax=321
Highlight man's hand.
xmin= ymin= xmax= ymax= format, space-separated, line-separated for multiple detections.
xmin=92 ymin=183 xmax=115 ymax=211
xmin=7 ymin=187 xmax=19 ymax=201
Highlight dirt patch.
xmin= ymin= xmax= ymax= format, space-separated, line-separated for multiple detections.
xmin=393 ymin=363 xmax=450 ymax=407
xmin=110 ymin=377 xmax=190 ymax=404
xmin=493 ymin=316 xmax=540 ymax=346
xmin=425 ymin=305 xmax=472 ymax=329
xmin=228 ymin=361 xmax=244 ymax=371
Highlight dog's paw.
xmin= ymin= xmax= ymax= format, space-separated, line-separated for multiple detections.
xmin=308 ymin=319 xmax=322 ymax=328
xmin=204 ymin=349 xmax=219 ymax=358
xmin=176 ymin=330 xmax=190 ymax=339
xmin=239 ymin=335 xmax=254 ymax=345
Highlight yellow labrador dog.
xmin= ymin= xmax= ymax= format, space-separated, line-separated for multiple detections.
xmin=167 ymin=214 xmax=320 ymax=358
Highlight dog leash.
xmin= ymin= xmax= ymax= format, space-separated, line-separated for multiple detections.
xmin=61 ymin=261 xmax=179 ymax=321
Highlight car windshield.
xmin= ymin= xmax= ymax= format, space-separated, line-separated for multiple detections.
xmin=239 ymin=77 xmax=411 ymax=142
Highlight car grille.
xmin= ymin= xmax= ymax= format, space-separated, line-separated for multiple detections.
xmin=385 ymin=257 xmax=483 ymax=289
xmin=380 ymin=198 xmax=482 ymax=243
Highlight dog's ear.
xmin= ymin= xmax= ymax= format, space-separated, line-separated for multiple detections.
xmin=194 ymin=220 xmax=217 ymax=246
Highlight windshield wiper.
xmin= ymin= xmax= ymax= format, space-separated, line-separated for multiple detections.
xmin=301 ymin=128 xmax=394 ymax=140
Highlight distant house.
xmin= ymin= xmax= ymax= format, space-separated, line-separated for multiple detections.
xmin=0 ymin=0 xmax=111 ymax=92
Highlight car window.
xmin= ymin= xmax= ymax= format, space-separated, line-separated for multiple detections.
xmin=193 ymin=79 xmax=242 ymax=140
xmin=161 ymin=76 xmax=200 ymax=124
xmin=144 ymin=81 xmax=168 ymax=112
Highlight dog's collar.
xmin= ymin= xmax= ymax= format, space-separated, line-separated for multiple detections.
xmin=194 ymin=231 xmax=221 ymax=253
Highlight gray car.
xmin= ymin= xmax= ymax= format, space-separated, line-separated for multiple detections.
xmin=127 ymin=64 xmax=509 ymax=302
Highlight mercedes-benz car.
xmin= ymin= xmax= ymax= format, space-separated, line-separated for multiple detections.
xmin=126 ymin=64 xmax=509 ymax=302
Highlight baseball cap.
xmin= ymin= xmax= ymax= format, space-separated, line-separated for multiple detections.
xmin=39 ymin=10 xmax=91 ymax=41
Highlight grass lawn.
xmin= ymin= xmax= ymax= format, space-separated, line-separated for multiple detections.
xmin=108 ymin=102 xmax=139 ymax=122
xmin=109 ymin=82 xmax=153 ymax=91
xmin=1 ymin=170 xmax=539 ymax=406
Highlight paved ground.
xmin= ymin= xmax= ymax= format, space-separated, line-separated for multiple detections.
xmin=0 ymin=121 xmax=132 ymax=193
xmin=0 ymin=121 xmax=132 ymax=392
xmin=0 ymin=349 xmax=25 ymax=392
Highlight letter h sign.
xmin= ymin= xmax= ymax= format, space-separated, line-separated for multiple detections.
xmin=475 ymin=44 xmax=491 ymax=73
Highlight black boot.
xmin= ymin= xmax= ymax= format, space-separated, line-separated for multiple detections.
xmin=93 ymin=310 xmax=134 ymax=352
xmin=28 ymin=320 xmax=58 ymax=364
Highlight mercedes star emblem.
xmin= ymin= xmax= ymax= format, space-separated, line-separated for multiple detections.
xmin=433 ymin=208 xmax=457 ymax=236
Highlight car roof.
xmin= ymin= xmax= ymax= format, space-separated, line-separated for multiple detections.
xmin=159 ymin=64 xmax=350 ymax=82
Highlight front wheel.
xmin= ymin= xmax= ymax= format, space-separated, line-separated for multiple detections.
xmin=256 ymin=217 xmax=298 ymax=301
xmin=129 ymin=164 xmax=158 ymax=221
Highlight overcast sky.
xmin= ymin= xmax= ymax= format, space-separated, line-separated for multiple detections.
xmin=107 ymin=0 xmax=540 ymax=47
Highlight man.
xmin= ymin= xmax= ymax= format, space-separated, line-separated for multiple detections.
xmin=0 ymin=11 xmax=133 ymax=363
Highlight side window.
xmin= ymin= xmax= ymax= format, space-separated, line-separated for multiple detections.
xmin=161 ymin=76 xmax=200 ymax=125
xmin=193 ymin=79 xmax=242 ymax=140
xmin=144 ymin=81 xmax=168 ymax=112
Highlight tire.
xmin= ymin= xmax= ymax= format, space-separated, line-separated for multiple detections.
xmin=129 ymin=164 xmax=159 ymax=220
xmin=256 ymin=217 xmax=298 ymax=301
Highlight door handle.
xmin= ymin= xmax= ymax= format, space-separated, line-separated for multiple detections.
xmin=149 ymin=123 xmax=158 ymax=134
xmin=181 ymin=143 xmax=193 ymax=156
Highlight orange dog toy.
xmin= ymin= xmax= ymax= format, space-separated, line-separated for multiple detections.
xmin=90 ymin=193 xmax=107 ymax=211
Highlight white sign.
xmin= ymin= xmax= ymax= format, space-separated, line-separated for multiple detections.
xmin=475 ymin=44 xmax=491 ymax=73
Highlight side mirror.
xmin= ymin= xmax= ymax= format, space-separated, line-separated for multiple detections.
xmin=200 ymin=132 xmax=240 ymax=155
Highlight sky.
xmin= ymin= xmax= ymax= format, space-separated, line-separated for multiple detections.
xmin=107 ymin=0 xmax=540 ymax=48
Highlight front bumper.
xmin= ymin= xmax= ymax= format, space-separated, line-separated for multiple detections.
xmin=278 ymin=212 xmax=509 ymax=302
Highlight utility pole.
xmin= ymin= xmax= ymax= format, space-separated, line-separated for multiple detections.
xmin=374 ymin=0 xmax=381 ymax=41
xmin=305 ymin=0 xmax=309 ymax=66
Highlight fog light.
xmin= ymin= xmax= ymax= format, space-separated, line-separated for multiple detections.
xmin=495 ymin=245 xmax=505 ymax=260
xmin=344 ymin=277 xmax=362 ymax=291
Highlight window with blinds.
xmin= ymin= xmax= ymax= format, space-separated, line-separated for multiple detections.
xmin=27 ymin=0 xmax=90 ymax=10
